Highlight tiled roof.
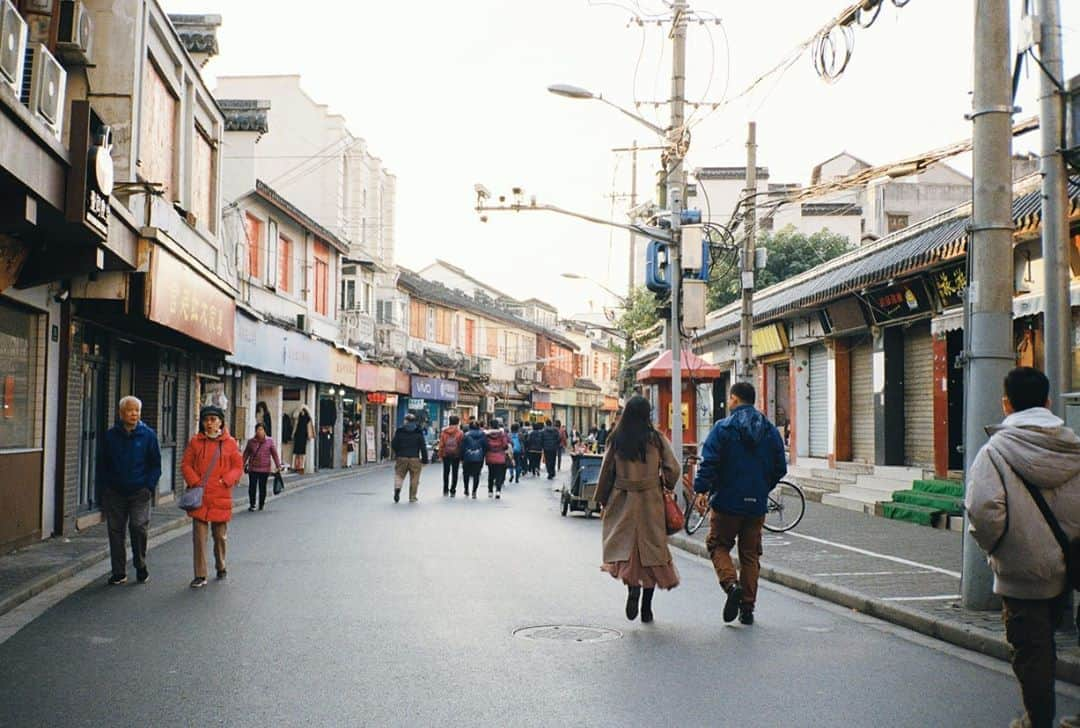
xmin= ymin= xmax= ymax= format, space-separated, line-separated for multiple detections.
xmin=396 ymin=269 xmax=578 ymax=351
xmin=698 ymin=175 xmax=1080 ymax=339
xmin=252 ymin=180 xmax=350 ymax=254
xmin=575 ymin=378 xmax=602 ymax=391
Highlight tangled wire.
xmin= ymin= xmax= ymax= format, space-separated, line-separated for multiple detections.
xmin=812 ymin=0 xmax=914 ymax=83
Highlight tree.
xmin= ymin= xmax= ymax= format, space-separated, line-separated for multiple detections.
xmin=615 ymin=286 xmax=662 ymax=351
xmin=706 ymin=226 xmax=852 ymax=310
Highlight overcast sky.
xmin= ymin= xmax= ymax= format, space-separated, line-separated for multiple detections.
xmin=165 ymin=0 xmax=1078 ymax=317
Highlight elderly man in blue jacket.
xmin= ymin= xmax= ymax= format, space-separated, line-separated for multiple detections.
xmin=97 ymin=396 xmax=162 ymax=586
xmin=693 ymin=382 xmax=787 ymax=626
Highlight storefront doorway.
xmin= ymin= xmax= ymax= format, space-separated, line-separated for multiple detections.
xmin=76 ymin=329 xmax=109 ymax=514
xmin=947 ymin=329 xmax=965 ymax=472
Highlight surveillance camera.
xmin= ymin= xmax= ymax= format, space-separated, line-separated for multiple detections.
xmin=474 ymin=183 xmax=490 ymax=200
xmin=498 ymin=195 xmax=506 ymax=203
xmin=480 ymin=215 xmax=488 ymax=223
xmin=511 ymin=187 xmax=522 ymax=196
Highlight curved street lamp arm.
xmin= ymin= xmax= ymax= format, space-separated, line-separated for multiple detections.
xmin=475 ymin=202 xmax=673 ymax=244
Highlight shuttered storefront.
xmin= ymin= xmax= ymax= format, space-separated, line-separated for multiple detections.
xmin=903 ymin=321 xmax=934 ymax=468
xmin=808 ymin=344 xmax=829 ymax=458
xmin=850 ymin=337 xmax=875 ymax=463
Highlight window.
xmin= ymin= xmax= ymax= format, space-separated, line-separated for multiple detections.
xmin=464 ymin=319 xmax=476 ymax=355
xmin=191 ymin=124 xmax=216 ymax=232
xmin=426 ymin=305 xmax=435 ymax=341
xmin=409 ymin=299 xmax=426 ymax=339
xmin=341 ymin=279 xmax=356 ymax=310
xmin=139 ymin=56 xmax=178 ymax=200
xmin=244 ymin=213 xmax=262 ymax=280
xmin=313 ymin=240 xmax=330 ymax=316
xmin=435 ymin=308 xmax=451 ymax=345
xmin=278 ymin=235 xmax=292 ymax=293
xmin=486 ymin=325 xmax=498 ymax=358
xmin=0 ymin=302 xmax=44 ymax=450
xmin=266 ymin=220 xmax=279 ymax=288
xmin=887 ymin=213 xmax=909 ymax=233
xmin=363 ymin=282 xmax=373 ymax=314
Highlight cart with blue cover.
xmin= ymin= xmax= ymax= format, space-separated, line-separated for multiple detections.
xmin=561 ymin=452 xmax=603 ymax=518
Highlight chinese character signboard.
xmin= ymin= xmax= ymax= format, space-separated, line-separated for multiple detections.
xmin=865 ymin=278 xmax=933 ymax=325
xmin=146 ymin=246 xmax=235 ymax=351
xmin=930 ymin=264 xmax=967 ymax=309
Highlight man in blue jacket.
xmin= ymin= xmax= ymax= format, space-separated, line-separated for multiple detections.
xmin=693 ymin=382 xmax=787 ymax=626
xmin=97 ymin=396 xmax=162 ymax=585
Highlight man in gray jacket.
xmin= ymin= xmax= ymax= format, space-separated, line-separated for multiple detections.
xmin=966 ymin=367 xmax=1080 ymax=728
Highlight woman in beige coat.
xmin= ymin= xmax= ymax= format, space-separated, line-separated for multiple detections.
xmin=596 ymin=395 xmax=681 ymax=623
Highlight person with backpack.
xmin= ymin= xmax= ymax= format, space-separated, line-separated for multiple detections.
xmin=461 ymin=421 xmax=488 ymax=499
xmin=484 ymin=419 xmax=514 ymax=499
xmin=966 ymin=367 xmax=1080 ymax=728
xmin=541 ymin=419 xmax=561 ymax=480
xmin=526 ymin=422 xmax=545 ymax=477
xmin=439 ymin=415 xmax=465 ymax=497
xmin=509 ymin=423 xmax=525 ymax=483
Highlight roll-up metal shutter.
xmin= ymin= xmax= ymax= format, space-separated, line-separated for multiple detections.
xmin=903 ymin=321 xmax=934 ymax=468
xmin=808 ymin=344 xmax=829 ymax=458
xmin=850 ymin=337 xmax=875 ymax=463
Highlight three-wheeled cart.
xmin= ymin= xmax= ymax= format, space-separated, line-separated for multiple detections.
xmin=561 ymin=452 xmax=603 ymax=518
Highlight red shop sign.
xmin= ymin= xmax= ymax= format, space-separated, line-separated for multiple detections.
xmin=366 ymin=392 xmax=388 ymax=405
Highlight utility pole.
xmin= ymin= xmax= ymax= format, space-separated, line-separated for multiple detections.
xmin=962 ymin=0 xmax=1014 ymax=610
xmin=629 ymin=140 xmax=638 ymax=294
xmin=669 ymin=0 xmax=687 ymax=461
xmin=738 ymin=122 xmax=758 ymax=384
xmin=1036 ymin=0 xmax=1071 ymax=413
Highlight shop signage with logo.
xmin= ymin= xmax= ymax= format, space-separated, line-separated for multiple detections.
xmin=407 ymin=398 xmax=426 ymax=410
xmin=146 ymin=246 xmax=235 ymax=351
xmin=410 ymin=376 xmax=458 ymax=402
xmin=327 ymin=348 xmax=357 ymax=385
xmin=930 ymin=263 xmax=967 ymax=309
xmin=865 ymin=278 xmax=934 ymax=325
xmin=366 ymin=392 xmax=388 ymax=404
xmin=228 ymin=312 xmax=336 ymax=381
xmin=66 ymin=101 xmax=113 ymax=240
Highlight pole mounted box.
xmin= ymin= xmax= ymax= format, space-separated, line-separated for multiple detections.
xmin=681 ymin=224 xmax=704 ymax=270
xmin=682 ymin=279 xmax=707 ymax=330
xmin=645 ymin=240 xmax=671 ymax=293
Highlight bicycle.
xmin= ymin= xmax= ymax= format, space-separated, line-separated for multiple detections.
xmin=680 ymin=453 xmax=806 ymax=536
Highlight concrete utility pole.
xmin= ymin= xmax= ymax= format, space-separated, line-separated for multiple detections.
xmin=738 ymin=122 xmax=758 ymax=384
xmin=1036 ymin=0 xmax=1071 ymax=414
xmin=962 ymin=0 xmax=1014 ymax=610
xmin=669 ymin=0 xmax=687 ymax=460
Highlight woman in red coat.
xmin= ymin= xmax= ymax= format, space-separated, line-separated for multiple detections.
xmin=181 ymin=405 xmax=244 ymax=588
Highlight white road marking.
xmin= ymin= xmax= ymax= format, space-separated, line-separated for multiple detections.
xmin=784 ymin=531 xmax=962 ymax=579
xmin=812 ymin=570 xmax=935 ymax=577
xmin=882 ymin=595 xmax=962 ymax=602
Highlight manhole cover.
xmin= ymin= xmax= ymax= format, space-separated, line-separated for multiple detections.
xmin=513 ymin=625 xmax=622 ymax=643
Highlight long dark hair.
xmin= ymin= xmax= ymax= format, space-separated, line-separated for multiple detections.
xmin=610 ymin=395 xmax=658 ymax=463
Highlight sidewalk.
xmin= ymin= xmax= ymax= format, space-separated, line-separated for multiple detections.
xmin=664 ymin=497 xmax=1080 ymax=684
xmin=0 ymin=464 xmax=390 ymax=619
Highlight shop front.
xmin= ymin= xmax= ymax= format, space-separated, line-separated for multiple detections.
xmin=406 ymin=375 xmax=459 ymax=433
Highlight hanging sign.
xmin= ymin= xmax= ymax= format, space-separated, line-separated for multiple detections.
xmin=865 ymin=278 xmax=933 ymax=325
xmin=930 ymin=264 xmax=967 ymax=309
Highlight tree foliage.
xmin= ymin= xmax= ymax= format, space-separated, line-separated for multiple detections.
xmin=614 ymin=286 xmax=662 ymax=354
xmin=706 ymin=226 xmax=852 ymax=310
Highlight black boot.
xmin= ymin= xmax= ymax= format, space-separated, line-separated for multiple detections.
xmin=625 ymin=586 xmax=641 ymax=621
xmin=641 ymin=588 xmax=655 ymax=623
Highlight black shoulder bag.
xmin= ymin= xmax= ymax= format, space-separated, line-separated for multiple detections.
xmin=1014 ymin=469 xmax=1080 ymax=592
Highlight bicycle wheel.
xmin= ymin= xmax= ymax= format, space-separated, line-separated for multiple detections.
xmin=684 ymin=493 xmax=708 ymax=536
xmin=763 ymin=480 xmax=806 ymax=533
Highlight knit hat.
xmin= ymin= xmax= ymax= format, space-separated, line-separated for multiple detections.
xmin=199 ymin=405 xmax=225 ymax=423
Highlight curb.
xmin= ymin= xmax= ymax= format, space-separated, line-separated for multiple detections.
xmin=0 ymin=464 xmax=390 ymax=619
xmin=667 ymin=534 xmax=1080 ymax=685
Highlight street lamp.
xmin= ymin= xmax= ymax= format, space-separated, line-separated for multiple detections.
xmin=560 ymin=272 xmax=627 ymax=306
xmin=547 ymin=84 xmax=668 ymax=137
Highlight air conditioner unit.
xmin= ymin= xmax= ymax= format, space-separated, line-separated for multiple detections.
xmin=296 ymin=313 xmax=310 ymax=333
xmin=0 ymin=0 xmax=26 ymax=96
xmin=57 ymin=1 xmax=92 ymax=65
xmin=21 ymin=44 xmax=65 ymax=140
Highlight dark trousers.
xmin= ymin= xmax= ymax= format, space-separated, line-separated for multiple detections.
xmin=557 ymin=448 xmax=563 ymax=471
xmin=248 ymin=472 xmax=270 ymax=509
xmin=544 ymin=449 xmax=558 ymax=478
xmin=1003 ymin=595 xmax=1065 ymax=728
xmin=487 ymin=464 xmax=507 ymax=493
xmin=527 ymin=452 xmax=542 ymax=475
xmin=512 ymin=455 xmax=524 ymax=481
xmin=103 ymin=487 xmax=151 ymax=578
xmin=442 ymin=457 xmax=461 ymax=492
xmin=462 ymin=462 xmax=483 ymax=494
xmin=705 ymin=510 xmax=765 ymax=608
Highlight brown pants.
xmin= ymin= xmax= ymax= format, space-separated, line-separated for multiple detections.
xmin=1003 ymin=595 xmax=1065 ymax=728
xmin=705 ymin=510 xmax=765 ymax=608
xmin=192 ymin=519 xmax=228 ymax=578
xmin=394 ymin=457 xmax=423 ymax=500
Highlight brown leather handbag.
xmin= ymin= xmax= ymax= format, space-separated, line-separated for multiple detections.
xmin=663 ymin=489 xmax=684 ymax=535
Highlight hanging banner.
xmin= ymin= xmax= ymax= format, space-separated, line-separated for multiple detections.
xmin=146 ymin=246 xmax=235 ymax=351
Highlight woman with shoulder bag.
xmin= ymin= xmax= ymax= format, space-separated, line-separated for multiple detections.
xmin=242 ymin=422 xmax=282 ymax=512
xmin=181 ymin=406 xmax=244 ymax=588
xmin=595 ymin=395 xmax=681 ymax=623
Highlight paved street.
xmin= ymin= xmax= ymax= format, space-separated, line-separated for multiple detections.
xmin=1 ymin=464 xmax=1078 ymax=728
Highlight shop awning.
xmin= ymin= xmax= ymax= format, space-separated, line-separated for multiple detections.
xmin=636 ymin=348 xmax=723 ymax=382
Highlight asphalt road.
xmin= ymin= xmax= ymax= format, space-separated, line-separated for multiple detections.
xmin=1 ymin=464 xmax=1078 ymax=728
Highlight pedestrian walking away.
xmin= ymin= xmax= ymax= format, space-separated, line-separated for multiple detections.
xmin=391 ymin=413 xmax=428 ymax=503
xmin=98 ymin=396 xmax=161 ymax=586
xmin=595 ymin=422 xmax=609 ymax=453
xmin=181 ymin=405 xmax=244 ymax=589
xmin=509 ymin=423 xmax=525 ymax=483
xmin=693 ymin=382 xmax=786 ymax=627
xmin=965 ymin=367 xmax=1080 ymax=728
xmin=485 ymin=419 xmax=513 ymax=499
xmin=242 ymin=422 xmax=282 ymax=511
xmin=596 ymin=395 xmax=681 ymax=623
xmin=439 ymin=415 xmax=465 ymax=496
xmin=555 ymin=420 xmax=567 ymax=472
xmin=526 ymin=422 xmax=544 ymax=476
xmin=461 ymin=421 xmax=488 ymax=498
xmin=541 ymin=419 xmax=560 ymax=480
